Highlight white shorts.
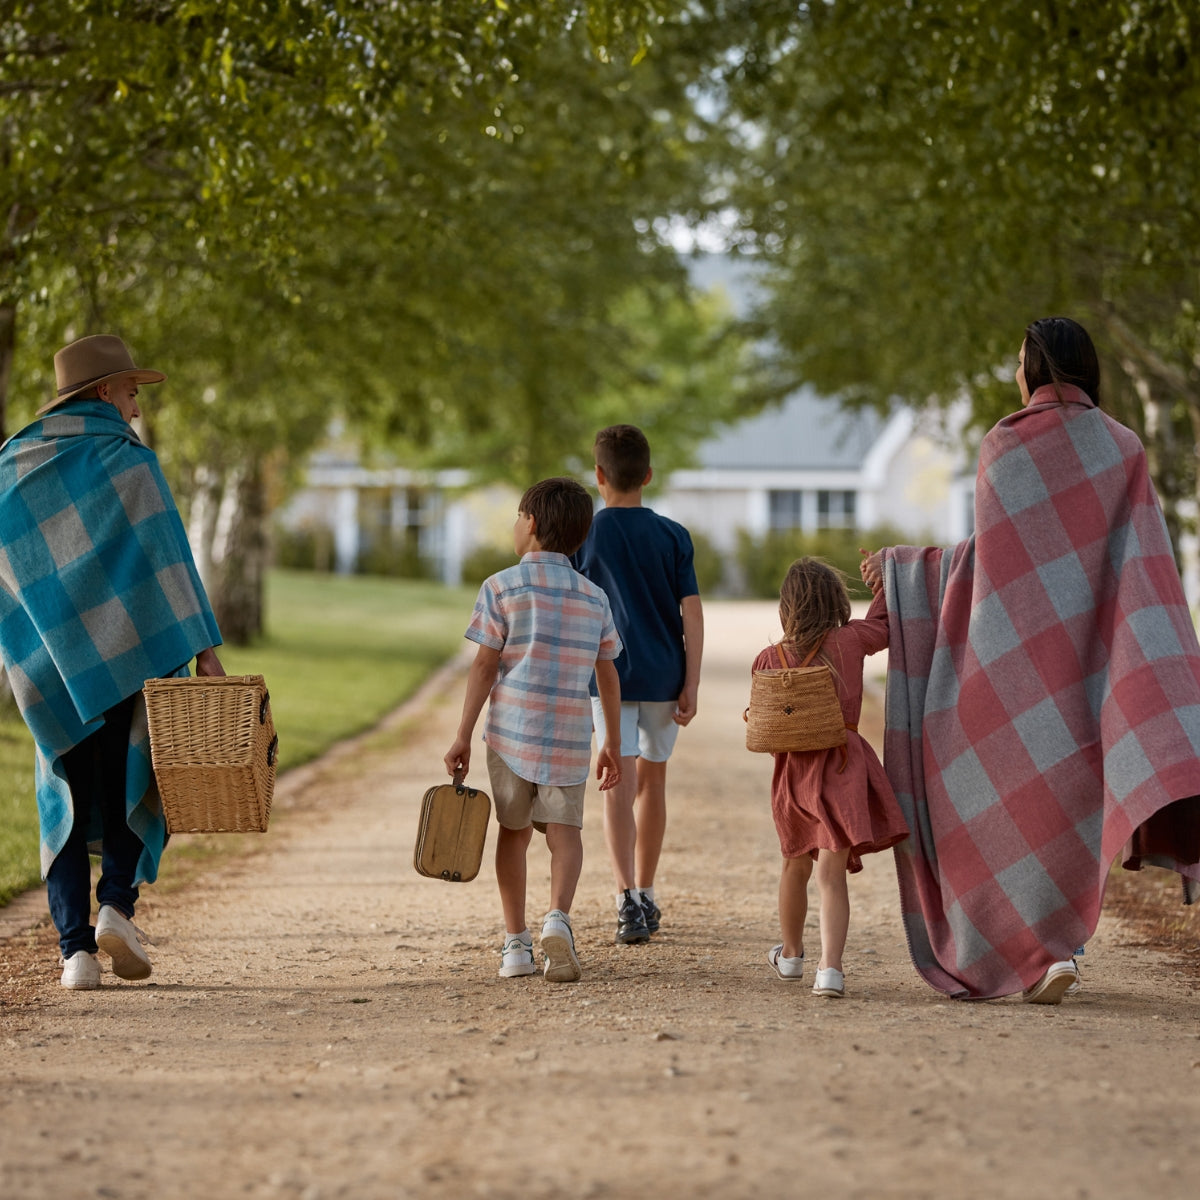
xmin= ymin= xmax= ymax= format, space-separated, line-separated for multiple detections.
xmin=591 ymin=699 xmax=679 ymax=762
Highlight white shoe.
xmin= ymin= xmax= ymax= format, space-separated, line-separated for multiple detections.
xmin=498 ymin=933 xmax=536 ymax=978
xmin=1064 ymin=958 xmax=1081 ymax=996
xmin=96 ymin=906 xmax=152 ymax=981
xmin=1022 ymin=960 xmax=1077 ymax=1005
xmin=540 ymin=910 xmax=581 ymax=983
xmin=766 ymin=944 xmax=805 ymax=980
xmin=60 ymin=950 xmax=101 ymax=990
xmin=812 ymin=967 xmax=845 ymax=997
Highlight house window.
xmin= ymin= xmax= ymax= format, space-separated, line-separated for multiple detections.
xmin=816 ymin=490 xmax=856 ymax=529
xmin=768 ymin=490 xmax=804 ymax=530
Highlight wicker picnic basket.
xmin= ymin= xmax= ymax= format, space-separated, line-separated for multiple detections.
xmin=143 ymin=674 xmax=278 ymax=833
xmin=744 ymin=644 xmax=847 ymax=754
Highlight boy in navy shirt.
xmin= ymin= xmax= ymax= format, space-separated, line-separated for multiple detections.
xmin=572 ymin=425 xmax=704 ymax=943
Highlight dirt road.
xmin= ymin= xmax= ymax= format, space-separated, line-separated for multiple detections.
xmin=2 ymin=601 xmax=1198 ymax=1200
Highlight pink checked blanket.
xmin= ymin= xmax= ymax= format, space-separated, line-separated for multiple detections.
xmin=883 ymin=387 xmax=1200 ymax=999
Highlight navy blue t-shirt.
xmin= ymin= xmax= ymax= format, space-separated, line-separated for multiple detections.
xmin=571 ymin=506 xmax=699 ymax=702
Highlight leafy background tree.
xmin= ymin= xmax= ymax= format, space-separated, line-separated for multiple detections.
xmin=1 ymin=1 xmax=747 ymax=648
xmin=4 ymin=0 xmax=1199 ymax=662
xmin=709 ymin=0 xmax=1200 ymax=542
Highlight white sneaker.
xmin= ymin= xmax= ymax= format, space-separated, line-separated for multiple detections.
xmin=540 ymin=910 xmax=581 ymax=983
xmin=767 ymin=944 xmax=805 ymax=980
xmin=1022 ymin=960 xmax=1078 ymax=1005
xmin=1064 ymin=957 xmax=1082 ymax=996
xmin=60 ymin=950 xmax=101 ymax=990
xmin=96 ymin=906 xmax=152 ymax=981
xmin=812 ymin=967 xmax=845 ymax=997
xmin=498 ymin=933 xmax=536 ymax=978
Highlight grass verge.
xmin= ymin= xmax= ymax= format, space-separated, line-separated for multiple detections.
xmin=0 ymin=569 xmax=475 ymax=907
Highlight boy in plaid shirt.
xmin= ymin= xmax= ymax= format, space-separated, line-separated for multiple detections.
xmin=445 ymin=478 xmax=623 ymax=982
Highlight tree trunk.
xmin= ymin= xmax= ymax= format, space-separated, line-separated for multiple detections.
xmin=210 ymin=457 xmax=269 ymax=646
xmin=0 ymin=302 xmax=14 ymax=707
xmin=0 ymin=299 xmax=14 ymax=442
xmin=187 ymin=463 xmax=223 ymax=602
xmin=1118 ymin=355 xmax=1190 ymax=570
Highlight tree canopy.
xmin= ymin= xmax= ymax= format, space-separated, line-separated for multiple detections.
xmin=6 ymin=0 xmax=1199 ymax=642
xmin=711 ymin=0 xmax=1200 ymax=492
xmin=2 ymin=2 xmax=754 ymax=641
xmin=1 ymin=0 xmax=694 ymax=428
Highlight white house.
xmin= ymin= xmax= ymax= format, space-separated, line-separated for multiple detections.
xmin=277 ymin=255 xmax=973 ymax=587
xmin=276 ymin=392 xmax=971 ymax=589
xmin=654 ymin=387 xmax=974 ymax=561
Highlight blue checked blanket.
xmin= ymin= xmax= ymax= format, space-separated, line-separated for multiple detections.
xmin=0 ymin=401 xmax=222 ymax=882
xmin=883 ymin=387 xmax=1200 ymax=999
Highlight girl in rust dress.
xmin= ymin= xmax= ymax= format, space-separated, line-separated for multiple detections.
xmin=754 ymin=558 xmax=908 ymax=997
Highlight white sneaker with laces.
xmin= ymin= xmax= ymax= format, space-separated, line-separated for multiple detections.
xmin=540 ymin=910 xmax=581 ymax=983
xmin=812 ymin=967 xmax=845 ymax=997
xmin=766 ymin=944 xmax=805 ymax=980
xmin=498 ymin=933 xmax=536 ymax=978
xmin=1022 ymin=959 xmax=1078 ymax=1005
xmin=95 ymin=905 xmax=152 ymax=981
xmin=61 ymin=950 xmax=101 ymax=990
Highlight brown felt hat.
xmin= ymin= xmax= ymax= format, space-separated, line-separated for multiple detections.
xmin=39 ymin=334 xmax=166 ymax=415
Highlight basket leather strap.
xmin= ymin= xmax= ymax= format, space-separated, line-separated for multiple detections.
xmin=774 ymin=642 xmax=822 ymax=669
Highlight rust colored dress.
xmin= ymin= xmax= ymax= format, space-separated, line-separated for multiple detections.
xmin=753 ymin=590 xmax=909 ymax=872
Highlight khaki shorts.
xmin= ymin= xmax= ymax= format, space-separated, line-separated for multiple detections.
xmin=486 ymin=746 xmax=586 ymax=833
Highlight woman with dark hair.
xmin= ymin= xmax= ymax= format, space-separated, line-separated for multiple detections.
xmin=1017 ymin=315 xmax=1102 ymax=402
xmin=862 ymin=316 xmax=1200 ymax=1004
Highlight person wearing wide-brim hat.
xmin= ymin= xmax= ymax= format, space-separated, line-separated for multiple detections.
xmin=37 ymin=333 xmax=167 ymax=417
xmin=1 ymin=333 xmax=225 ymax=991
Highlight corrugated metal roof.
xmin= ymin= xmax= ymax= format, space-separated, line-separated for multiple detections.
xmin=698 ymin=387 xmax=884 ymax=470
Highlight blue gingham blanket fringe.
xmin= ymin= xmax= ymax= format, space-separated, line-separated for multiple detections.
xmin=0 ymin=401 xmax=221 ymax=882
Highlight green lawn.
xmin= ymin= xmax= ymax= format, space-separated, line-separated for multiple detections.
xmin=0 ymin=570 xmax=476 ymax=906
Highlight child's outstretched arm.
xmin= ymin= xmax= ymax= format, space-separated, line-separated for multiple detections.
xmin=593 ymin=657 xmax=623 ymax=791
xmin=859 ymin=548 xmax=884 ymax=594
xmin=444 ymin=643 xmax=502 ymax=779
xmin=673 ymin=593 xmax=704 ymax=726
xmin=858 ymin=548 xmax=890 ymax=652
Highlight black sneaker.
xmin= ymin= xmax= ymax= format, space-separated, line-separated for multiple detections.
xmin=615 ymin=889 xmax=650 ymax=944
xmin=640 ymin=894 xmax=661 ymax=934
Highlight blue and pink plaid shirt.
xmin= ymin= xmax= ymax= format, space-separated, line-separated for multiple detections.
xmin=466 ymin=551 xmax=622 ymax=786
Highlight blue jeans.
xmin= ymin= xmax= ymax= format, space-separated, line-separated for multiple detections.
xmin=46 ymin=694 xmax=144 ymax=957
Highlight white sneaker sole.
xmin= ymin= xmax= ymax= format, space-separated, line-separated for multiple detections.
xmin=1022 ymin=963 xmax=1077 ymax=1005
xmin=96 ymin=929 xmax=152 ymax=981
xmin=541 ymin=931 xmax=581 ymax=983
xmin=498 ymin=961 xmax=537 ymax=978
xmin=60 ymin=972 xmax=100 ymax=990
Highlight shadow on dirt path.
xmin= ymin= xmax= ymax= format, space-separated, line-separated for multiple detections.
xmin=2 ymin=602 xmax=1198 ymax=1200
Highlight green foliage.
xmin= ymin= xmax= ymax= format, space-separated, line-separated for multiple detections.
xmin=0 ymin=570 xmax=475 ymax=905
xmin=460 ymin=544 xmax=520 ymax=587
xmin=354 ymin=534 xmax=435 ymax=581
xmin=736 ymin=525 xmax=910 ymax=601
xmin=272 ymin=524 xmax=337 ymax=573
xmin=0 ymin=712 xmax=38 ymax=906
xmin=688 ymin=528 xmax=727 ymax=596
xmin=713 ymin=0 xmax=1200 ymax=521
xmin=1 ymin=3 xmax=756 ymax=651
